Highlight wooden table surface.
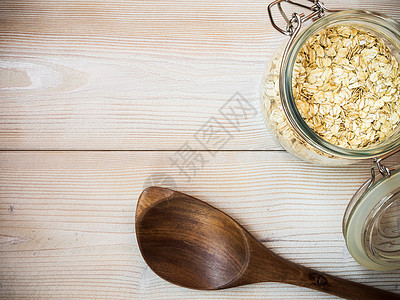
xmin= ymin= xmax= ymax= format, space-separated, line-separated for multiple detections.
xmin=1 ymin=0 xmax=400 ymax=299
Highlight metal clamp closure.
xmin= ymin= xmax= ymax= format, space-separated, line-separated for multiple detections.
xmin=365 ymin=156 xmax=396 ymax=194
xmin=365 ymin=153 xmax=397 ymax=191
xmin=267 ymin=0 xmax=327 ymax=36
xmin=372 ymin=147 xmax=400 ymax=179
xmin=373 ymin=158 xmax=395 ymax=178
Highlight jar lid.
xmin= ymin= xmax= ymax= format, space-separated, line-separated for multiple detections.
xmin=344 ymin=167 xmax=400 ymax=270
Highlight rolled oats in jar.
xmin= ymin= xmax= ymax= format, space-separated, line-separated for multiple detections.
xmin=261 ymin=2 xmax=400 ymax=165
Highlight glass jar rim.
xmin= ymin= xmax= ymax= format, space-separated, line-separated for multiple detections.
xmin=280 ymin=10 xmax=400 ymax=160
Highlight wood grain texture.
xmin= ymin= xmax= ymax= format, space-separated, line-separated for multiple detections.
xmin=0 ymin=0 xmax=399 ymax=150
xmin=1 ymin=151 xmax=399 ymax=299
xmin=1 ymin=1 xmax=400 ymax=299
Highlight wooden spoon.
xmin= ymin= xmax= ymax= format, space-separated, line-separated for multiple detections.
xmin=136 ymin=187 xmax=400 ymax=299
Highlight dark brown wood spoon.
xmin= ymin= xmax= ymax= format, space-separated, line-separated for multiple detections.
xmin=136 ymin=187 xmax=400 ymax=299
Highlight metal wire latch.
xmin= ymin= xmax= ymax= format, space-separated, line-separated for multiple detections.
xmin=366 ymin=153 xmax=399 ymax=190
xmin=267 ymin=0 xmax=328 ymax=36
xmin=373 ymin=158 xmax=393 ymax=178
xmin=365 ymin=159 xmax=391 ymax=190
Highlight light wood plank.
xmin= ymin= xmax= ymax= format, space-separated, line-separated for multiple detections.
xmin=1 ymin=0 xmax=399 ymax=150
xmin=1 ymin=151 xmax=399 ymax=299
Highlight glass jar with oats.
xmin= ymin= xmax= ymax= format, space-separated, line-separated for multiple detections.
xmin=262 ymin=2 xmax=400 ymax=165
xmin=262 ymin=1 xmax=400 ymax=271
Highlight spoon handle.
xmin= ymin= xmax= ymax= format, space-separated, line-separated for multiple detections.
xmin=248 ymin=239 xmax=399 ymax=300
xmin=293 ymin=269 xmax=400 ymax=300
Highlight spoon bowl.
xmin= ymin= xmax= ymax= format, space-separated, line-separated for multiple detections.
xmin=137 ymin=194 xmax=249 ymax=290
xmin=136 ymin=187 xmax=400 ymax=299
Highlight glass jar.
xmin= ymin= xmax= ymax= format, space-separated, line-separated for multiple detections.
xmin=343 ymin=163 xmax=400 ymax=271
xmin=261 ymin=0 xmax=400 ymax=271
xmin=261 ymin=3 xmax=400 ymax=166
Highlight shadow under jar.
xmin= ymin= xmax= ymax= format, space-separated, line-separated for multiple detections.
xmin=261 ymin=0 xmax=400 ymax=270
